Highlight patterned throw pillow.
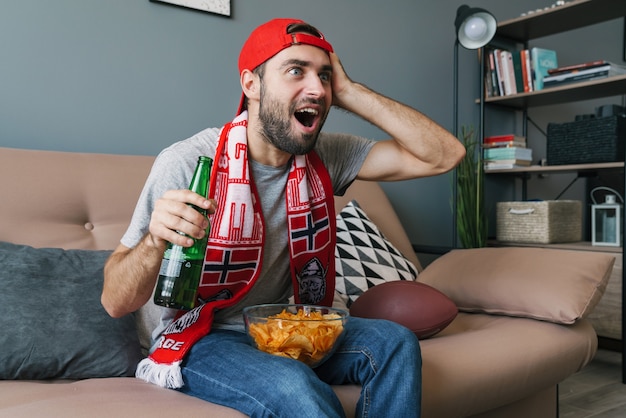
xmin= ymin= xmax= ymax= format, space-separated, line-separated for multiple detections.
xmin=335 ymin=200 xmax=418 ymax=306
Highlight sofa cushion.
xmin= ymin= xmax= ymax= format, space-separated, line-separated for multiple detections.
xmin=419 ymin=312 xmax=597 ymax=417
xmin=0 ymin=242 xmax=142 ymax=379
xmin=334 ymin=200 xmax=418 ymax=306
xmin=418 ymin=247 xmax=614 ymax=324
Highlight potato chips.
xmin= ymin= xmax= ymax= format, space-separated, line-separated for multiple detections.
xmin=247 ymin=308 xmax=345 ymax=366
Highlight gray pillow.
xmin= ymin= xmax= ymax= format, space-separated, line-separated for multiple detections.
xmin=0 ymin=242 xmax=142 ymax=379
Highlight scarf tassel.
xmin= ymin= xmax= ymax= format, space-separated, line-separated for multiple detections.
xmin=135 ymin=357 xmax=184 ymax=389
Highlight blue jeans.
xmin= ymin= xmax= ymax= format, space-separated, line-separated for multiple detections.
xmin=177 ymin=317 xmax=421 ymax=418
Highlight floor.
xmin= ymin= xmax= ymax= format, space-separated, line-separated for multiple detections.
xmin=559 ymin=349 xmax=626 ymax=417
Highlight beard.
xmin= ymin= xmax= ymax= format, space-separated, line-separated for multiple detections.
xmin=257 ymin=83 xmax=328 ymax=155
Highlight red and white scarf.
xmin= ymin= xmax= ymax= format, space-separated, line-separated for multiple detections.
xmin=136 ymin=111 xmax=336 ymax=388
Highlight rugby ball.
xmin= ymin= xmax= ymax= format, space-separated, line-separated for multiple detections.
xmin=349 ymin=280 xmax=458 ymax=339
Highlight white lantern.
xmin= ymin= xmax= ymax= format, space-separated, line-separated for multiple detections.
xmin=591 ymin=188 xmax=623 ymax=247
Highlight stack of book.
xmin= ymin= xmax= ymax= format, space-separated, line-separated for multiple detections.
xmin=542 ymin=60 xmax=626 ymax=88
xmin=483 ymin=134 xmax=532 ymax=170
xmin=484 ymin=47 xmax=558 ymax=97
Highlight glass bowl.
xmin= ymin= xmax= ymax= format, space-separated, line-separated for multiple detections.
xmin=243 ymin=304 xmax=349 ymax=368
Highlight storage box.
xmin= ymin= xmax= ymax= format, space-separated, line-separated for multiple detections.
xmin=496 ymin=200 xmax=582 ymax=244
xmin=547 ymin=115 xmax=626 ymax=165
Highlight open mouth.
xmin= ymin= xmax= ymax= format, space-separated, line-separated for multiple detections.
xmin=294 ymin=108 xmax=318 ymax=128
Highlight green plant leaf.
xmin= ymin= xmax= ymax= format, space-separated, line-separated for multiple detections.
xmin=452 ymin=125 xmax=488 ymax=248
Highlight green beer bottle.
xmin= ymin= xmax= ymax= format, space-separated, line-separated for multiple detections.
xmin=153 ymin=156 xmax=213 ymax=310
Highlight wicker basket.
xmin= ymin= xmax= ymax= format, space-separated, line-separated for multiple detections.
xmin=547 ymin=115 xmax=626 ymax=165
xmin=496 ymin=200 xmax=582 ymax=244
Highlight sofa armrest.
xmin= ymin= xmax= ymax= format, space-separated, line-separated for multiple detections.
xmin=417 ymin=247 xmax=614 ymax=324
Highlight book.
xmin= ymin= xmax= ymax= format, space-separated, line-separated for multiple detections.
xmin=484 ymin=48 xmax=499 ymax=98
xmin=511 ymin=51 xmax=524 ymax=94
xmin=531 ymin=47 xmax=558 ymax=90
xmin=482 ymin=140 xmax=527 ymax=149
xmin=542 ymin=63 xmax=626 ymax=88
xmin=521 ymin=49 xmax=534 ymax=92
xmin=484 ymin=158 xmax=532 ymax=166
xmin=543 ymin=70 xmax=608 ymax=88
xmin=489 ymin=50 xmax=500 ymax=97
xmin=483 ymin=134 xmax=526 ymax=144
xmin=484 ymin=159 xmax=532 ymax=170
xmin=493 ymin=49 xmax=505 ymax=97
xmin=484 ymin=157 xmax=532 ymax=165
xmin=547 ymin=60 xmax=609 ymax=75
xmin=501 ymin=50 xmax=517 ymax=95
xmin=484 ymin=147 xmax=532 ymax=161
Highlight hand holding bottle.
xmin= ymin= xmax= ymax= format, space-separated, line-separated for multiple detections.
xmin=148 ymin=189 xmax=215 ymax=249
xmin=153 ymin=156 xmax=213 ymax=310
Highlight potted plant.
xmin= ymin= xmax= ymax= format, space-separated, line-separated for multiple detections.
xmin=454 ymin=125 xmax=488 ymax=248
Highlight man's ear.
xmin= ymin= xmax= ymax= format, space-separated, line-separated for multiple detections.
xmin=240 ymin=69 xmax=260 ymax=104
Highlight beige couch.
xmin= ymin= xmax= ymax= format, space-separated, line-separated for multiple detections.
xmin=0 ymin=147 xmax=613 ymax=417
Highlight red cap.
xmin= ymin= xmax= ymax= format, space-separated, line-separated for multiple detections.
xmin=237 ymin=18 xmax=334 ymax=114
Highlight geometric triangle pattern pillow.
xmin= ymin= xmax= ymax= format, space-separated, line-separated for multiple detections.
xmin=335 ymin=200 xmax=418 ymax=307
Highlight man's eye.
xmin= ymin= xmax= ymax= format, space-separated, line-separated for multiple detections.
xmin=319 ymin=72 xmax=331 ymax=83
xmin=288 ymin=68 xmax=303 ymax=76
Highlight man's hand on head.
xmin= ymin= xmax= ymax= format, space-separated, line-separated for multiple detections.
xmin=329 ymin=52 xmax=356 ymax=110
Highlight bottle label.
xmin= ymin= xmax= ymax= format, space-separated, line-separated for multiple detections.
xmin=159 ymin=257 xmax=184 ymax=278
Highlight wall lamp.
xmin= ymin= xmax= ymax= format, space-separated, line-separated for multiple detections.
xmin=452 ymin=5 xmax=496 ymax=248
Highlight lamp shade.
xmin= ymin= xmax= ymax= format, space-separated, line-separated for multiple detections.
xmin=455 ymin=5 xmax=496 ymax=49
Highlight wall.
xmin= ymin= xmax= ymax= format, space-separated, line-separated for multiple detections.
xmin=1 ymin=0 xmax=622 ymax=250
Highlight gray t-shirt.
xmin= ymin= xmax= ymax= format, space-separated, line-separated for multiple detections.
xmin=121 ymin=126 xmax=375 ymax=340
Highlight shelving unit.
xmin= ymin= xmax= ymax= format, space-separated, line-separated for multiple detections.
xmin=479 ymin=0 xmax=626 ymax=382
xmin=496 ymin=0 xmax=626 ymax=41
xmin=485 ymin=161 xmax=623 ymax=175
xmin=482 ymin=74 xmax=626 ymax=108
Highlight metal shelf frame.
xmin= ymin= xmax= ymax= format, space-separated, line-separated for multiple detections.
xmin=479 ymin=0 xmax=626 ymax=383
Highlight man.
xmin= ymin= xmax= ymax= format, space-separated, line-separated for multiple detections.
xmin=102 ymin=18 xmax=465 ymax=417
